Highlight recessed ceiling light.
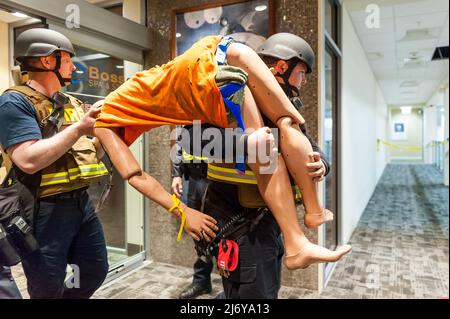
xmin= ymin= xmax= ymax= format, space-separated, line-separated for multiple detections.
xmin=399 ymin=29 xmax=436 ymax=42
xmin=255 ymin=5 xmax=267 ymax=11
xmin=400 ymin=80 xmax=419 ymax=88
xmin=12 ymin=12 xmax=28 ymax=18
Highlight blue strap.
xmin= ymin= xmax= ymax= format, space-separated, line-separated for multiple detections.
xmin=216 ymin=36 xmax=247 ymax=174
xmin=220 ymin=83 xmax=246 ymax=174
xmin=220 ymin=84 xmax=246 ymax=132
xmin=216 ymin=36 xmax=234 ymax=65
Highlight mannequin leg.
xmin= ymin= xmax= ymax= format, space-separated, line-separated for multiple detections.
xmin=241 ymin=86 xmax=351 ymax=269
xmin=277 ymin=117 xmax=333 ymax=228
xmin=226 ymin=42 xmax=333 ymax=228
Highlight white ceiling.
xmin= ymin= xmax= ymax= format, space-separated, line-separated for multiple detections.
xmin=84 ymin=0 xmax=123 ymax=6
xmin=0 ymin=8 xmax=28 ymax=23
xmin=343 ymin=0 xmax=449 ymax=106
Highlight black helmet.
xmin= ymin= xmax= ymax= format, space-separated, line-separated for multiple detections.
xmin=14 ymin=28 xmax=75 ymax=86
xmin=256 ymin=32 xmax=314 ymax=73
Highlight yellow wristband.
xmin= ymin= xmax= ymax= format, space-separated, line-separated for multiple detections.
xmin=168 ymin=194 xmax=186 ymax=241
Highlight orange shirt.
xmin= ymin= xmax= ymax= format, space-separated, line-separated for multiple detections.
xmin=95 ymin=35 xmax=229 ymax=146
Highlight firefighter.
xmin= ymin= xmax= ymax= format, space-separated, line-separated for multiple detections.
xmin=0 ymin=28 xmax=109 ymax=298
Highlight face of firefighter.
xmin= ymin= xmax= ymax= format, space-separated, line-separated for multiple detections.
xmin=287 ymin=61 xmax=308 ymax=90
xmin=271 ymin=60 xmax=308 ymax=97
xmin=57 ymin=51 xmax=76 ymax=82
xmin=40 ymin=50 xmax=76 ymax=84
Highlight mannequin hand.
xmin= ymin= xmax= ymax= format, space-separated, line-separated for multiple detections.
xmin=307 ymin=152 xmax=326 ymax=182
xmin=182 ymin=205 xmax=218 ymax=242
xmin=247 ymin=127 xmax=277 ymax=165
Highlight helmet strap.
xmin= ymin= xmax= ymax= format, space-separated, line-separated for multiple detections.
xmin=20 ymin=51 xmax=72 ymax=87
xmin=52 ymin=51 xmax=72 ymax=87
xmin=277 ymin=60 xmax=300 ymax=98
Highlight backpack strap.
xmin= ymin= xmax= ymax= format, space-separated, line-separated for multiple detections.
xmin=4 ymin=85 xmax=52 ymax=129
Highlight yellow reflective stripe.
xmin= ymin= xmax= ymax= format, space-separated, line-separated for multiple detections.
xmin=80 ymin=169 xmax=109 ymax=177
xmin=40 ymin=174 xmax=70 ymax=186
xmin=41 ymin=171 xmax=69 ymax=179
xmin=207 ymin=171 xmax=258 ymax=185
xmin=208 ymin=164 xmax=256 ymax=176
xmin=78 ymin=164 xmax=108 ymax=177
xmin=79 ymin=163 xmax=106 ymax=170
xmin=182 ymin=150 xmax=209 ymax=162
xmin=41 ymin=163 xmax=108 ymax=185
xmin=293 ymin=185 xmax=302 ymax=200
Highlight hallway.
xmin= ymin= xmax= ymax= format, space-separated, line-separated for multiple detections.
xmin=321 ymin=164 xmax=449 ymax=299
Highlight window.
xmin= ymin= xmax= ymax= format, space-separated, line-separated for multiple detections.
xmin=325 ymin=0 xmax=339 ymax=43
xmin=322 ymin=0 xmax=342 ymax=281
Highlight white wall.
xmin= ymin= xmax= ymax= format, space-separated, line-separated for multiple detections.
xmin=341 ymin=5 xmax=389 ymax=243
xmin=444 ymin=84 xmax=449 ymax=186
xmin=0 ymin=22 xmax=9 ymax=94
xmin=375 ymin=85 xmax=388 ymax=181
xmin=423 ymin=78 xmax=449 ymax=187
xmin=423 ymin=104 xmax=438 ymax=164
xmin=389 ymin=108 xmax=423 ymax=161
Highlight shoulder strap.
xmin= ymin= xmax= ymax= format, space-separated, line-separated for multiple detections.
xmin=4 ymin=85 xmax=51 ymax=125
xmin=65 ymin=94 xmax=83 ymax=109
xmin=0 ymin=86 xmax=52 ymax=184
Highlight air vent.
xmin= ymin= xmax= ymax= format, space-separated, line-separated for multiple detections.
xmin=400 ymin=80 xmax=419 ymax=88
xmin=432 ymin=46 xmax=449 ymax=61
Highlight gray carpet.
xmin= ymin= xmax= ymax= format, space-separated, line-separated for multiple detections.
xmin=320 ymin=164 xmax=449 ymax=299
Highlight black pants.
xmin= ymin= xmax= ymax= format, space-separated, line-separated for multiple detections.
xmin=187 ymin=174 xmax=213 ymax=288
xmin=0 ymin=266 xmax=22 ymax=299
xmin=22 ymin=189 xmax=108 ymax=299
xmin=204 ymin=181 xmax=284 ymax=299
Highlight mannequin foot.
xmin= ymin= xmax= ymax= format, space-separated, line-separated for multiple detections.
xmin=304 ymin=209 xmax=333 ymax=229
xmin=284 ymin=243 xmax=352 ymax=270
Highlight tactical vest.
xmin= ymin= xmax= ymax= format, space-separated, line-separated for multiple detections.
xmin=0 ymin=85 xmax=109 ymax=198
xmin=207 ymin=162 xmax=302 ymax=208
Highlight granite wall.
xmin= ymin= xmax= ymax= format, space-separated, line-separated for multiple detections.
xmin=144 ymin=0 xmax=320 ymax=290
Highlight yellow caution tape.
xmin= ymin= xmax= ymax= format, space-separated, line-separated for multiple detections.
xmin=377 ymin=139 xmax=448 ymax=152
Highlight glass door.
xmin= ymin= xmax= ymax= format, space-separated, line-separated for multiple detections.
xmin=324 ymin=47 xmax=338 ymax=252
xmin=65 ymin=46 xmax=145 ymax=271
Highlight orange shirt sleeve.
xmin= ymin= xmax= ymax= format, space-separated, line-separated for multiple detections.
xmin=95 ymin=35 xmax=229 ymax=146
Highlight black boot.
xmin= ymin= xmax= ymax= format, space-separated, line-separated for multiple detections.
xmin=179 ymin=284 xmax=212 ymax=299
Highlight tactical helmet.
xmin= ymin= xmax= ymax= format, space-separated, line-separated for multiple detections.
xmin=256 ymin=33 xmax=315 ymax=73
xmin=14 ymin=28 xmax=75 ymax=86
xmin=15 ymin=28 xmax=75 ymax=62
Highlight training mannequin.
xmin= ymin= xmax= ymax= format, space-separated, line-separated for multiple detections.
xmin=94 ymin=35 xmax=351 ymax=270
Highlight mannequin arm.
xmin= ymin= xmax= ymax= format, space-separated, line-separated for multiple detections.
xmin=93 ymin=127 xmax=218 ymax=241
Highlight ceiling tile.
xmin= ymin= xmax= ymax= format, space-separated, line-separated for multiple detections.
xmin=438 ymin=17 xmax=449 ymax=46
xmin=356 ymin=18 xmax=395 ymax=36
xmin=395 ymin=12 xmax=448 ymax=40
xmin=394 ymin=0 xmax=449 ymax=17
xmin=344 ymin=0 xmax=448 ymax=105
